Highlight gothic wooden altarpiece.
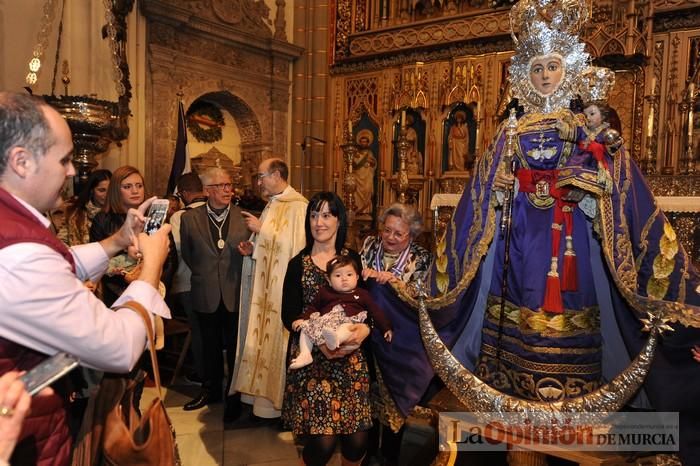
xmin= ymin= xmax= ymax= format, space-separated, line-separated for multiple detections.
xmin=330 ymin=0 xmax=700 ymax=261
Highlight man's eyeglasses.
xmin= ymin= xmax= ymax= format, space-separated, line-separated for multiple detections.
xmin=256 ymin=172 xmax=273 ymax=181
xmin=206 ymin=183 xmax=233 ymax=191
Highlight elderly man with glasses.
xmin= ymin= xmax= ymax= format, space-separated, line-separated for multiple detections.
xmin=232 ymin=158 xmax=308 ymax=422
xmin=179 ymin=168 xmax=249 ymax=422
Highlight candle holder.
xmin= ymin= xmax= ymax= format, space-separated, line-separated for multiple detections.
xmin=394 ymin=125 xmax=412 ymax=204
xmin=680 ymin=86 xmax=697 ymax=174
xmin=473 ymin=108 xmax=481 ymax=170
xmin=378 ymin=169 xmax=386 ymax=214
xmin=643 ymin=92 xmax=659 ymax=175
xmin=340 ymin=127 xmax=359 ymax=226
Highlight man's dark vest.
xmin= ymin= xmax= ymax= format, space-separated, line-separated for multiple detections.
xmin=0 ymin=187 xmax=73 ymax=465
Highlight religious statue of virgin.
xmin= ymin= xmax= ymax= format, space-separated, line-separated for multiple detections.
xmin=366 ymin=0 xmax=700 ymax=461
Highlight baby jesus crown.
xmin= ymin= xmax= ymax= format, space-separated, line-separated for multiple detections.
xmin=578 ymin=66 xmax=616 ymax=104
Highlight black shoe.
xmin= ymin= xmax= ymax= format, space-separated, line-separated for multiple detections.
xmin=223 ymin=395 xmax=242 ymax=422
xmin=183 ymin=390 xmax=222 ymax=411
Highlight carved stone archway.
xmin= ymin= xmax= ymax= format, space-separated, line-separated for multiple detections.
xmin=194 ymin=91 xmax=264 ymax=188
xmin=141 ymin=0 xmax=303 ymax=195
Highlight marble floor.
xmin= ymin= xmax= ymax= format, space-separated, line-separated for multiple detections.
xmin=142 ymin=380 xmax=439 ymax=466
xmin=143 ymin=383 xmax=305 ymax=466
xmin=144 ymin=380 xmax=655 ymax=466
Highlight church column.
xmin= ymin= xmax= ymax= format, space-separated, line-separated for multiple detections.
xmin=291 ymin=0 xmax=332 ymax=197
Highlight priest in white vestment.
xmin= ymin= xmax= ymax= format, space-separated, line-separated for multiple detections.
xmin=233 ymin=158 xmax=308 ymax=418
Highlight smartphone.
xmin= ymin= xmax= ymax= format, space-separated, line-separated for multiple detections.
xmin=144 ymin=199 xmax=170 ymax=235
xmin=19 ymin=352 xmax=80 ymax=396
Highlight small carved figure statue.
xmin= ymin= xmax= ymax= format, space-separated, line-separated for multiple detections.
xmin=448 ymin=110 xmax=469 ymax=171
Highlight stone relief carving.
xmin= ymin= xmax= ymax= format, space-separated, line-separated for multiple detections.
xmin=274 ymin=0 xmax=287 ymax=41
xmin=272 ymin=61 xmax=290 ymax=78
xmin=212 ymin=92 xmax=263 ymax=143
xmin=143 ymin=35 xmax=298 ymax=194
xmin=167 ymin=0 xmax=209 ymax=14
xmin=211 ymin=0 xmax=273 ymax=37
xmin=212 ymin=0 xmax=245 ymax=25
xmin=158 ymin=0 xmax=273 ymax=37
xmin=191 ymin=146 xmax=237 ymax=174
xmin=150 ymin=23 xmax=243 ymax=68
xmin=140 ymin=0 xmax=299 ymax=194
xmin=150 ymin=23 xmax=281 ymax=78
xmin=270 ymin=88 xmax=289 ymax=112
xmin=148 ymin=71 xmax=270 ymax=194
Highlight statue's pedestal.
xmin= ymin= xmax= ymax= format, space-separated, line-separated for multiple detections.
xmin=427 ymin=388 xmax=635 ymax=466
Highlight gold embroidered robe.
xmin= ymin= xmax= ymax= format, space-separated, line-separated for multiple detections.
xmin=232 ymin=186 xmax=307 ymax=409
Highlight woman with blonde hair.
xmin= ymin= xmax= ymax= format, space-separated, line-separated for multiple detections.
xmin=90 ymin=166 xmax=177 ymax=305
xmin=91 ymin=166 xmax=149 ymax=305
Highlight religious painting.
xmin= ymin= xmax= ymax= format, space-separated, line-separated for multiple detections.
xmin=442 ymin=102 xmax=477 ymax=172
xmin=351 ymin=113 xmax=379 ymax=218
xmin=393 ymin=108 xmax=426 ymax=175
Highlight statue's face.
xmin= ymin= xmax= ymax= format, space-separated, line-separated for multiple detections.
xmin=529 ymin=55 xmax=563 ymax=95
xmin=584 ymin=104 xmax=603 ymax=129
xmin=359 ymin=137 xmax=370 ymax=148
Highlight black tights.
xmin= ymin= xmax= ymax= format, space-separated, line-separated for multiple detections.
xmin=302 ymin=431 xmax=368 ymax=466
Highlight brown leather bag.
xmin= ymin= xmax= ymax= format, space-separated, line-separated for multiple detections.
xmin=72 ymin=301 xmax=180 ymax=466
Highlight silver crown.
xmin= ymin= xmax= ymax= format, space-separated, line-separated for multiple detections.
xmin=510 ymin=0 xmax=589 ymax=46
xmin=508 ymin=0 xmax=591 ymax=114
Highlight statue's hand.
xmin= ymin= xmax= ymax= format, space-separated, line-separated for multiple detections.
xmin=493 ymin=171 xmax=515 ymax=192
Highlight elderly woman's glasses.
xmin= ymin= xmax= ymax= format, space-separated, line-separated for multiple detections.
xmin=382 ymin=227 xmax=409 ymax=240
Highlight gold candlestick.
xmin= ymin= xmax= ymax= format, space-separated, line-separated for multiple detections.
xmin=340 ymin=126 xmax=359 ymax=225
xmin=681 ymin=83 xmax=697 ymax=174
xmin=643 ymin=82 xmax=659 ymax=175
xmin=394 ymin=125 xmax=412 ymax=204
